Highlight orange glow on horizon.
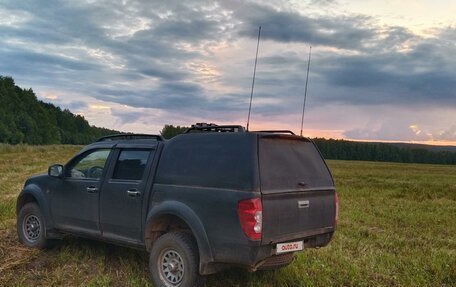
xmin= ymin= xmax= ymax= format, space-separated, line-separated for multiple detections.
xmin=344 ymin=138 xmax=456 ymax=147
xmin=245 ymin=122 xmax=456 ymax=147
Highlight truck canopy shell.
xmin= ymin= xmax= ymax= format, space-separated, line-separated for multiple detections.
xmin=155 ymin=132 xmax=334 ymax=193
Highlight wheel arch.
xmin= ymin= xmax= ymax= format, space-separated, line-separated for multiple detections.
xmin=144 ymin=201 xmax=214 ymax=275
xmin=17 ymin=185 xmax=54 ymax=231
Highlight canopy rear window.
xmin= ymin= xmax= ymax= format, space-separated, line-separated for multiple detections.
xmin=259 ymin=137 xmax=333 ymax=191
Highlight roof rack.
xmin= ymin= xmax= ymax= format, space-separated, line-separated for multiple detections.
xmin=254 ymin=130 xmax=296 ymax=135
xmin=184 ymin=123 xmax=246 ymax=133
xmin=96 ymin=134 xmax=164 ymax=142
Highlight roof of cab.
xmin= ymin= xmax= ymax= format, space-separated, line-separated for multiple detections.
xmin=77 ymin=138 xmax=161 ymax=156
xmin=78 ymin=124 xmax=311 ymax=155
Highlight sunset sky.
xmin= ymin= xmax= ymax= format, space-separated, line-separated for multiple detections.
xmin=1 ymin=0 xmax=455 ymax=145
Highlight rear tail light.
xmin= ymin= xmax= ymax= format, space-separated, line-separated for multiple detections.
xmin=237 ymin=198 xmax=262 ymax=240
xmin=334 ymin=191 xmax=339 ymax=225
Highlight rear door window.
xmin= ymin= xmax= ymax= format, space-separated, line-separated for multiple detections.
xmin=112 ymin=150 xmax=151 ymax=180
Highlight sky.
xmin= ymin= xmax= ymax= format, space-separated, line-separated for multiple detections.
xmin=0 ymin=0 xmax=455 ymax=145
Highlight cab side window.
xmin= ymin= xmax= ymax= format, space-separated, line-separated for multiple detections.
xmin=66 ymin=149 xmax=111 ymax=180
xmin=112 ymin=150 xmax=151 ymax=180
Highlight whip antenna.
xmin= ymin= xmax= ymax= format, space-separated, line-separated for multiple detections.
xmin=300 ymin=45 xmax=312 ymax=137
xmin=246 ymin=26 xmax=261 ymax=131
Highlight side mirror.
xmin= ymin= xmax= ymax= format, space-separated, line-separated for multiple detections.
xmin=48 ymin=164 xmax=64 ymax=178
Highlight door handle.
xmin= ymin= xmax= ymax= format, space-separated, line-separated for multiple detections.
xmin=298 ymin=200 xmax=310 ymax=208
xmin=127 ymin=189 xmax=141 ymax=197
xmin=87 ymin=186 xmax=99 ymax=193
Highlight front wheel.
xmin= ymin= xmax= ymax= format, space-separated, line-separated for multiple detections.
xmin=17 ymin=202 xmax=53 ymax=248
xmin=149 ymin=231 xmax=205 ymax=287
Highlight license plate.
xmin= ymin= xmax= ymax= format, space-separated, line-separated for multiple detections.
xmin=276 ymin=241 xmax=304 ymax=254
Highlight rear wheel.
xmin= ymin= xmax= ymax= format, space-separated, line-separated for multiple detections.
xmin=149 ymin=231 xmax=205 ymax=287
xmin=17 ymin=203 xmax=54 ymax=248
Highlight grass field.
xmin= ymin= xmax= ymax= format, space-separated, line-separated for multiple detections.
xmin=0 ymin=144 xmax=455 ymax=287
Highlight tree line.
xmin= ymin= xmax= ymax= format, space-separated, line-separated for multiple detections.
xmin=0 ymin=76 xmax=118 ymax=144
xmin=313 ymin=138 xmax=456 ymax=165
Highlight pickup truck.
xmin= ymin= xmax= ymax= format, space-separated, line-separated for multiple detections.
xmin=17 ymin=123 xmax=338 ymax=287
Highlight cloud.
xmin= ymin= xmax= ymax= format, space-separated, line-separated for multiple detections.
xmin=345 ymin=124 xmax=456 ymax=142
xmin=309 ymin=0 xmax=338 ymax=6
xmin=232 ymin=2 xmax=375 ymax=50
xmin=314 ymin=29 xmax=456 ymax=105
xmin=435 ymin=125 xmax=456 ymax=141
xmin=111 ymin=108 xmax=142 ymax=125
xmin=344 ymin=122 xmax=432 ymax=142
xmin=0 ymin=0 xmax=454 ymax=142
xmin=65 ymin=101 xmax=88 ymax=111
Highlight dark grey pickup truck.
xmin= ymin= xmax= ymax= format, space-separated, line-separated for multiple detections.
xmin=17 ymin=124 xmax=338 ymax=287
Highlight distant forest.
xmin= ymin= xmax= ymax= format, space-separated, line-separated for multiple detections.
xmin=1 ymin=76 xmax=455 ymax=164
xmin=313 ymin=138 xmax=456 ymax=165
xmin=0 ymin=76 xmax=117 ymax=144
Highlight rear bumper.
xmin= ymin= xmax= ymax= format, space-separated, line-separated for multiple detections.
xmin=262 ymin=226 xmax=335 ymax=245
xmin=204 ymin=229 xmax=334 ymax=274
xmin=248 ymin=228 xmax=334 ymax=270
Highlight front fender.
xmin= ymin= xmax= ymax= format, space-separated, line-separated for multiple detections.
xmin=17 ymin=184 xmax=54 ymax=232
xmin=145 ymin=201 xmax=214 ymax=273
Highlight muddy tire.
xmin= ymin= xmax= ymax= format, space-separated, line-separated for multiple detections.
xmin=17 ymin=202 xmax=54 ymax=248
xmin=149 ymin=231 xmax=205 ymax=287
